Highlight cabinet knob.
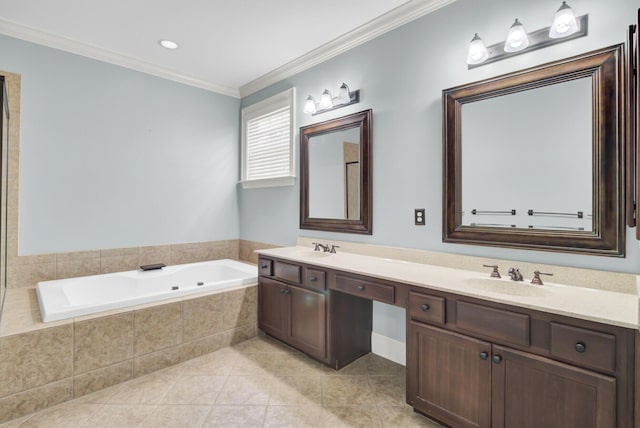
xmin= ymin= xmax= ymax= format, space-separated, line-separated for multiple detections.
xmin=280 ymin=289 xmax=286 ymax=294
xmin=283 ymin=289 xmax=291 ymax=294
xmin=261 ymin=264 xmax=268 ymax=269
xmin=356 ymin=285 xmax=365 ymax=291
xmin=492 ymin=355 xmax=502 ymax=364
xmin=309 ymin=276 xmax=317 ymax=282
xmin=479 ymin=351 xmax=488 ymax=360
xmin=420 ymin=304 xmax=430 ymax=312
xmin=575 ymin=342 xmax=586 ymax=353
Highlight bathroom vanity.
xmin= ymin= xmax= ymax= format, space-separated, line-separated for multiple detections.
xmin=257 ymin=247 xmax=637 ymax=428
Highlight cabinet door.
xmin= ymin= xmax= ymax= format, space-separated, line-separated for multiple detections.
xmin=491 ymin=345 xmax=616 ymax=428
xmin=407 ymin=321 xmax=491 ymax=428
xmin=258 ymin=277 xmax=288 ymax=341
xmin=288 ymin=285 xmax=326 ymax=360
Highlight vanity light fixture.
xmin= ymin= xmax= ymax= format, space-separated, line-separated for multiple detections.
xmin=303 ymin=83 xmax=360 ymax=115
xmin=504 ymin=19 xmax=530 ymax=52
xmin=549 ymin=2 xmax=578 ymax=38
xmin=466 ymin=2 xmax=588 ymax=68
xmin=467 ymin=33 xmax=489 ymax=65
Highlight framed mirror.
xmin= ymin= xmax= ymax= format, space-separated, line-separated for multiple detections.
xmin=443 ymin=44 xmax=624 ymax=256
xmin=300 ymin=109 xmax=372 ymax=234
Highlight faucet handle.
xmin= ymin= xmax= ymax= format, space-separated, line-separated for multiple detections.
xmin=312 ymin=242 xmax=321 ymax=252
xmin=482 ymin=264 xmax=501 ymax=278
xmin=531 ymin=270 xmax=553 ymax=285
xmin=330 ymin=245 xmax=340 ymax=254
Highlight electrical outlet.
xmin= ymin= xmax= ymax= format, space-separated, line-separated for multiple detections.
xmin=415 ymin=209 xmax=426 ymax=226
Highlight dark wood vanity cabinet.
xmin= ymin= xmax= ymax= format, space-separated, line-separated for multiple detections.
xmin=407 ymin=289 xmax=631 ymax=428
xmin=258 ymin=257 xmax=327 ymax=361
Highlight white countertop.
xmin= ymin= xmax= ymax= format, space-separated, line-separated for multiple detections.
xmin=257 ymin=246 xmax=639 ymax=330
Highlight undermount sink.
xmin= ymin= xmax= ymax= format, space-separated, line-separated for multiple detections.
xmin=463 ymin=277 xmax=548 ymax=297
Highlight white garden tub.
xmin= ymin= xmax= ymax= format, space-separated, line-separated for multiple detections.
xmin=36 ymin=259 xmax=257 ymax=322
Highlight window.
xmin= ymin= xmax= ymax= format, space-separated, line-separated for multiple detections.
xmin=241 ymin=88 xmax=295 ymax=188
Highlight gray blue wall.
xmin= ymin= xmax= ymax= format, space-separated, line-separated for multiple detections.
xmin=0 ymin=34 xmax=240 ymax=254
xmin=239 ymin=0 xmax=640 ymax=275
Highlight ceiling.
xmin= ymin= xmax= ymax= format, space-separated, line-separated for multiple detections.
xmin=0 ymin=0 xmax=453 ymax=97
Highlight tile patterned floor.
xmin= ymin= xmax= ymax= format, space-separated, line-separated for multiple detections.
xmin=1 ymin=335 xmax=443 ymax=427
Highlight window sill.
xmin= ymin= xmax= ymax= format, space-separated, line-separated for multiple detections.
xmin=240 ymin=176 xmax=296 ymax=189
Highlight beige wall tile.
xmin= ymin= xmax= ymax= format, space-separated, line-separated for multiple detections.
xmin=133 ymin=346 xmax=182 ymax=377
xmin=100 ymin=247 xmax=138 ymax=258
xmin=8 ymin=253 xmax=56 ymax=267
xmin=138 ymin=245 xmax=171 ymax=267
xmin=223 ymin=286 xmax=257 ymax=330
xmin=6 ymin=227 xmax=18 ymax=257
xmin=0 ymin=324 xmax=73 ymax=397
xmin=225 ymin=324 xmax=257 ymax=347
xmin=134 ymin=303 xmax=182 ymax=356
xmin=0 ymin=378 xmax=72 ymax=424
xmin=225 ymin=239 xmax=240 ymax=260
xmin=74 ymin=313 xmax=134 ymax=374
xmin=180 ymin=333 xmax=227 ymax=362
xmin=170 ymin=242 xmax=212 ymax=265
xmin=239 ymin=240 xmax=280 ymax=264
xmin=55 ymin=250 xmax=101 ymax=262
xmin=56 ymin=257 xmax=100 ymax=280
xmin=7 ymin=262 xmax=55 ymax=288
xmin=182 ymin=293 xmax=225 ymax=342
xmin=73 ymin=361 xmax=133 ymax=398
xmin=100 ymin=255 xmax=139 ymax=274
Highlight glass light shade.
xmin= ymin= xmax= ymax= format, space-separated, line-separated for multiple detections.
xmin=504 ymin=19 xmax=529 ymax=52
xmin=467 ymin=33 xmax=488 ymax=65
xmin=549 ymin=2 xmax=578 ymax=38
xmin=319 ymin=89 xmax=333 ymax=109
xmin=303 ymin=95 xmax=317 ymax=114
xmin=337 ymin=83 xmax=351 ymax=104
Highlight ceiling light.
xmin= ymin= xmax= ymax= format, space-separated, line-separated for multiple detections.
xmin=549 ymin=2 xmax=578 ymax=38
xmin=504 ymin=19 xmax=529 ymax=52
xmin=158 ymin=39 xmax=179 ymax=50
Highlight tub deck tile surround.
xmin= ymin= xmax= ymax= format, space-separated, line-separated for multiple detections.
xmin=0 ymin=282 xmax=258 ymax=423
xmin=0 ymin=336 xmax=444 ymax=427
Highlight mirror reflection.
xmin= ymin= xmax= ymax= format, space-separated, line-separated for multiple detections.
xmin=308 ymin=127 xmax=360 ymax=219
xmin=461 ymin=77 xmax=593 ymax=231
xmin=443 ymin=45 xmax=624 ymax=256
xmin=300 ymin=109 xmax=372 ymax=235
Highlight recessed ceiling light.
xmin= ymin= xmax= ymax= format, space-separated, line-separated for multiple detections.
xmin=158 ymin=39 xmax=179 ymax=50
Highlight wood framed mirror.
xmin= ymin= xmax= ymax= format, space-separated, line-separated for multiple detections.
xmin=300 ymin=109 xmax=372 ymax=234
xmin=443 ymin=45 xmax=624 ymax=256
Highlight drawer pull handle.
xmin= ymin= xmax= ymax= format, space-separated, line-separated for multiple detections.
xmin=420 ymin=304 xmax=430 ymax=312
xmin=356 ymin=285 xmax=365 ymax=291
xmin=283 ymin=289 xmax=291 ymax=295
xmin=479 ymin=351 xmax=488 ymax=360
xmin=261 ymin=264 xmax=269 ymax=269
xmin=309 ymin=276 xmax=317 ymax=282
xmin=575 ymin=342 xmax=587 ymax=353
xmin=492 ymin=355 xmax=502 ymax=364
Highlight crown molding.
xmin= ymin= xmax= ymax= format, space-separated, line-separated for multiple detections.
xmin=0 ymin=18 xmax=241 ymax=98
xmin=239 ymin=0 xmax=456 ymax=98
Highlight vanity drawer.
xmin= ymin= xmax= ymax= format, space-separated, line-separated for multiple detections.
xmin=549 ymin=322 xmax=616 ymax=373
xmin=409 ymin=291 xmax=445 ymax=325
xmin=274 ymin=261 xmax=301 ymax=283
xmin=303 ymin=267 xmax=326 ymax=292
xmin=258 ymin=258 xmax=273 ymax=276
xmin=456 ymin=301 xmax=530 ymax=347
xmin=334 ymin=274 xmax=395 ymax=304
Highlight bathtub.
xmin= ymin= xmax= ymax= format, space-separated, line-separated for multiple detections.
xmin=36 ymin=259 xmax=257 ymax=322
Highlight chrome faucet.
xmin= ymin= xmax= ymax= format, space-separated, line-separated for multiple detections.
xmin=507 ymin=267 xmax=524 ymax=281
xmin=313 ymin=242 xmax=330 ymax=252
